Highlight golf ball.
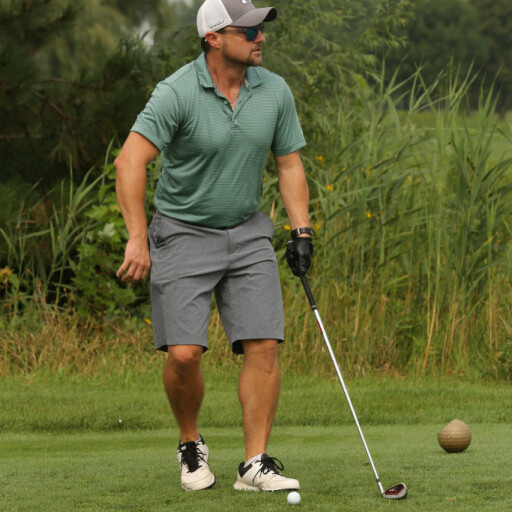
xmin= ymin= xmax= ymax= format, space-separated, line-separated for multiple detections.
xmin=287 ymin=491 xmax=301 ymax=505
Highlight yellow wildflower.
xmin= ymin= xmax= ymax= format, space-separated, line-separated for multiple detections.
xmin=284 ymin=225 xmax=291 ymax=231
xmin=327 ymin=184 xmax=333 ymax=191
xmin=0 ymin=266 xmax=13 ymax=277
xmin=0 ymin=266 xmax=13 ymax=284
xmin=144 ymin=318 xmax=152 ymax=325
xmin=366 ymin=212 xmax=372 ymax=218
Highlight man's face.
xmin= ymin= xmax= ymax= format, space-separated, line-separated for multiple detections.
xmin=218 ymin=25 xmax=266 ymax=67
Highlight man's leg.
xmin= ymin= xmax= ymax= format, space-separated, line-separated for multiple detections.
xmin=164 ymin=344 xmax=216 ymax=491
xmin=163 ymin=344 xmax=204 ymax=442
xmin=238 ymin=339 xmax=280 ymax=462
xmin=234 ymin=338 xmax=300 ymax=491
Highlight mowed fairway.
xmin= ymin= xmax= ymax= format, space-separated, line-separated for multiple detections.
xmin=1 ymin=374 xmax=512 ymax=511
xmin=1 ymin=426 xmax=511 ymax=511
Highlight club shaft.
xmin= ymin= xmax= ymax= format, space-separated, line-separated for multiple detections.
xmin=300 ymin=277 xmax=385 ymax=495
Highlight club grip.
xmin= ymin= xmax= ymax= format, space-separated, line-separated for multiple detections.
xmin=300 ymin=276 xmax=317 ymax=310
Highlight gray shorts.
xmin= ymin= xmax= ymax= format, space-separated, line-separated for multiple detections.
xmin=148 ymin=210 xmax=284 ymax=355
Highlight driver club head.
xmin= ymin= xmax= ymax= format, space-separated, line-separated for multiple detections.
xmin=383 ymin=483 xmax=408 ymax=500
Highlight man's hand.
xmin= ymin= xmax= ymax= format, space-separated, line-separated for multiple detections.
xmin=286 ymin=237 xmax=313 ymax=277
xmin=116 ymin=238 xmax=151 ymax=282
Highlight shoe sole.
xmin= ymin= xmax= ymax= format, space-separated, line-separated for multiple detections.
xmin=182 ymin=476 xmax=216 ymax=491
xmin=234 ymin=481 xmax=299 ymax=492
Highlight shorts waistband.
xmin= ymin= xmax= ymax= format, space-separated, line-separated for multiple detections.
xmin=155 ymin=210 xmax=249 ymax=231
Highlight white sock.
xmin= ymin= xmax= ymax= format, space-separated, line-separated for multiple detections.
xmin=244 ymin=453 xmax=264 ymax=468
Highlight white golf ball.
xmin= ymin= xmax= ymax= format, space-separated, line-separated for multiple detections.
xmin=287 ymin=491 xmax=301 ymax=505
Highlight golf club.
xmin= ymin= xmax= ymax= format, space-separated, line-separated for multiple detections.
xmin=299 ymin=274 xmax=407 ymax=500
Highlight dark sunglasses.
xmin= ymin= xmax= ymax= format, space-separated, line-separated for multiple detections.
xmin=218 ymin=23 xmax=264 ymax=42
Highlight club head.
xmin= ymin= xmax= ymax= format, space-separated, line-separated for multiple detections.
xmin=382 ymin=483 xmax=407 ymax=500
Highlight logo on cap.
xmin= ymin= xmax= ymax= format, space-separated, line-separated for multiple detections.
xmin=209 ymin=18 xmax=226 ymax=29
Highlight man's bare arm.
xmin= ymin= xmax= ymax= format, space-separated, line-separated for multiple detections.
xmin=115 ymin=132 xmax=160 ymax=282
xmin=275 ymin=151 xmax=310 ymax=235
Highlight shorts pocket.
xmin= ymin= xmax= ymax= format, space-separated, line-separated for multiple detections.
xmin=149 ymin=211 xmax=163 ymax=249
xmin=261 ymin=212 xmax=275 ymax=241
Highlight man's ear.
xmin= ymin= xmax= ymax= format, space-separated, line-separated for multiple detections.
xmin=205 ymin=31 xmax=222 ymax=49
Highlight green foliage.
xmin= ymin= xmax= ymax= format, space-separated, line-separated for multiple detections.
xmin=382 ymin=0 xmax=487 ymax=102
xmin=69 ymin=161 xmax=138 ymax=323
xmin=443 ymin=93 xmax=512 ymax=301
xmin=264 ymin=0 xmax=410 ymax=151
xmin=262 ymin=67 xmax=512 ymax=378
xmin=469 ymin=0 xmax=512 ymax=113
xmin=3 ymin=0 xmax=512 ymax=379
xmin=70 ymin=149 xmax=160 ymax=323
xmin=0 ymin=168 xmax=103 ymax=315
xmin=0 ymin=1 xmax=172 ymax=184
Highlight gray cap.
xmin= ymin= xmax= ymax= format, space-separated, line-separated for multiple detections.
xmin=197 ymin=0 xmax=277 ymax=37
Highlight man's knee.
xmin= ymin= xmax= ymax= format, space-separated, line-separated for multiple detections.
xmin=242 ymin=339 xmax=278 ymax=354
xmin=167 ymin=345 xmax=203 ymax=370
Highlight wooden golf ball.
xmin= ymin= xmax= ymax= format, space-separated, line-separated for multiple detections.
xmin=287 ymin=491 xmax=301 ymax=505
xmin=438 ymin=419 xmax=471 ymax=452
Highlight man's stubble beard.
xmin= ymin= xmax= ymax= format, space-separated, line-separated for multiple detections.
xmin=222 ymin=45 xmax=263 ymax=68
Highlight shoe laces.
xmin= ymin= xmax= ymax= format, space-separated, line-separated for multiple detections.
xmin=179 ymin=441 xmax=206 ymax=473
xmin=255 ymin=455 xmax=284 ymax=478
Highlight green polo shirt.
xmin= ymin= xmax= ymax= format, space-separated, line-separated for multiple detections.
xmin=131 ymin=53 xmax=306 ymax=228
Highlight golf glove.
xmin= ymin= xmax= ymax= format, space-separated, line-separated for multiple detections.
xmin=286 ymin=238 xmax=313 ymax=277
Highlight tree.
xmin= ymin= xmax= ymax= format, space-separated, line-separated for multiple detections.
xmin=470 ymin=0 xmax=512 ymax=113
xmin=382 ymin=0 xmax=487 ymax=95
xmin=0 ymin=0 xmax=173 ymax=184
xmin=0 ymin=0 xmax=417 ymax=185
xmin=260 ymin=0 xmax=411 ymax=152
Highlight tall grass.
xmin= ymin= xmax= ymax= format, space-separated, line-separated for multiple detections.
xmin=0 ymin=167 xmax=103 ymax=315
xmin=2 ymin=70 xmax=512 ymax=379
xmin=268 ymin=69 xmax=512 ymax=379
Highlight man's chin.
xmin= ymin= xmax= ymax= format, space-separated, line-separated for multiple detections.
xmin=250 ymin=53 xmax=263 ymax=66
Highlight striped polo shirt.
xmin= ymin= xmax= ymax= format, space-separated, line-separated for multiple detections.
xmin=131 ymin=52 xmax=306 ymax=228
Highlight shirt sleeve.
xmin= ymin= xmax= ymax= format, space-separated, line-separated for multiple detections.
xmin=271 ymin=82 xmax=306 ymax=157
xmin=130 ymin=82 xmax=181 ymax=151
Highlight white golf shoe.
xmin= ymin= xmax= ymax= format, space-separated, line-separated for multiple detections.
xmin=233 ymin=454 xmax=300 ymax=492
xmin=177 ymin=435 xmax=216 ymax=491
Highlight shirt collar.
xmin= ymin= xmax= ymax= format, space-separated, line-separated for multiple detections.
xmin=195 ymin=53 xmax=263 ymax=89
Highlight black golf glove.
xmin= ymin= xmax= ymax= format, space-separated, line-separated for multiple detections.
xmin=286 ymin=238 xmax=313 ymax=277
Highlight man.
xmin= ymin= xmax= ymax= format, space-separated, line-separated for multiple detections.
xmin=115 ymin=0 xmax=313 ymax=493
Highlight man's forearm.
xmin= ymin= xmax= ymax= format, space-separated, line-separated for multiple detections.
xmin=277 ymin=163 xmax=310 ymax=231
xmin=115 ymin=158 xmax=148 ymax=241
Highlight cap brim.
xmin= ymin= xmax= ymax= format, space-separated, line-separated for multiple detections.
xmin=231 ymin=7 xmax=277 ymax=27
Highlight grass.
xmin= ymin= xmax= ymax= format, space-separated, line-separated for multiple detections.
xmin=2 ymin=370 xmax=512 ymax=433
xmin=2 ymin=424 xmax=512 ymax=511
xmin=2 ymin=371 xmax=512 ymax=510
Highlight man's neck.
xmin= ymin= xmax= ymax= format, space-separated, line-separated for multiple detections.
xmin=206 ymin=53 xmax=246 ymax=91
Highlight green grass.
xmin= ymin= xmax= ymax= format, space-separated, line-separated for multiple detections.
xmin=1 ymin=425 xmax=511 ymax=511
xmin=2 ymin=372 xmax=512 ymax=510
xmin=2 ymin=370 xmax=512 ymax=432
